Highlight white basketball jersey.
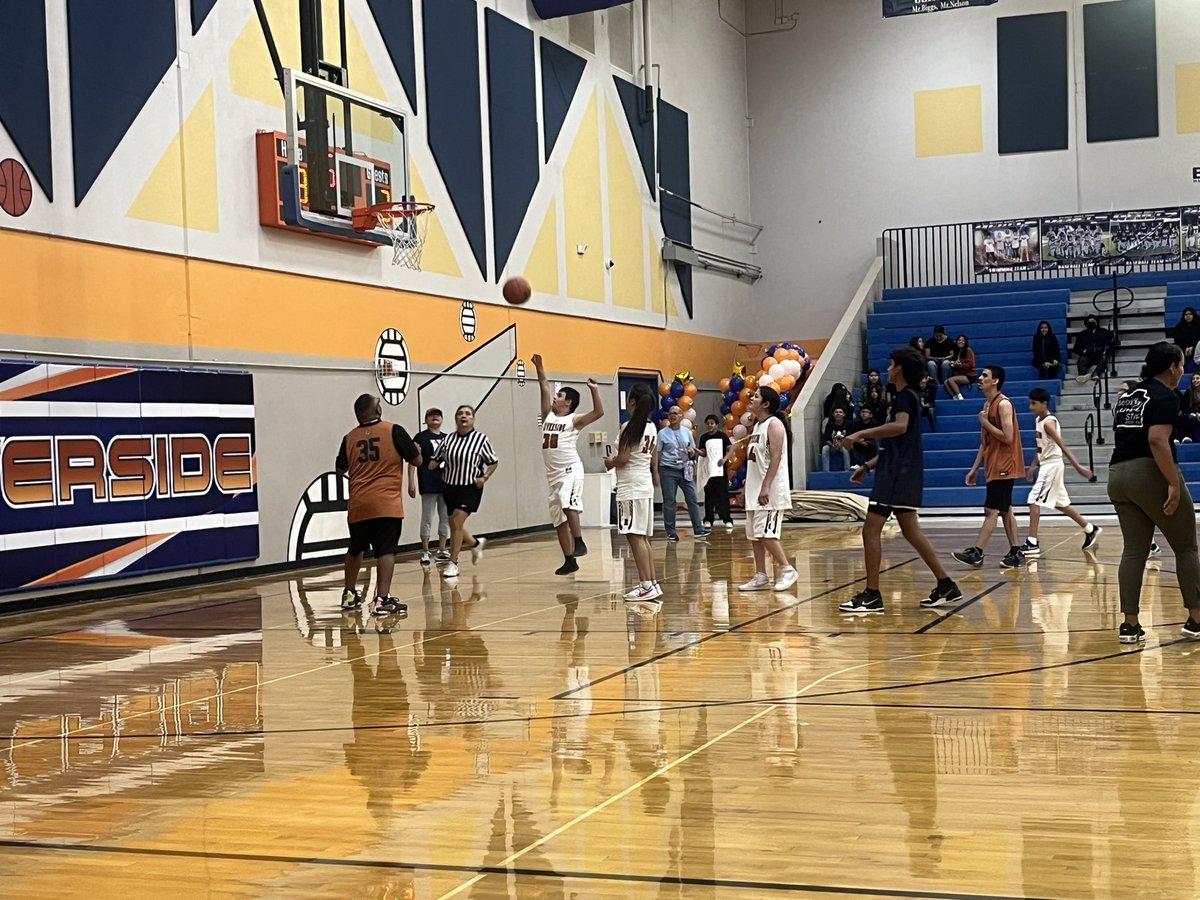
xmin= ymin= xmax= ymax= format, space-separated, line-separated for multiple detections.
xmin=616 ymin=421 xmax=657 ymax=500
xmin=1036 ymin=415 xmax=1063 ymax=463
xmin=744 ymin=417 xmax=791 ymax=510
xmin=541 ymin=411 xmax=582 ymax=473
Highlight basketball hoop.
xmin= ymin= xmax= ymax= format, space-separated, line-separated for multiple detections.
xmin=353 ymin=200 xmax=435 ymax=269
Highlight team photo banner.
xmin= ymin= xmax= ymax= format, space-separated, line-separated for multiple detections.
xmin=974 ymin=204 xmax=1199 ymax=275
xmin=0 ymin=362 xmax=258 ymax=593
xmin=884 ymin=0 xmax=997 ymax=17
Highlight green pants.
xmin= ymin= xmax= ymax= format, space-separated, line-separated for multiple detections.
xmin=1107 ymin=457 xmax=1200 ymax=616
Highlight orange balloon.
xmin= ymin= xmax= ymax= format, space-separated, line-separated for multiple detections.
xmin=790 ymin=349 xmax=803 ymax=361
xmin=684 ymin=382 xmax=698 ymax=398
xmin=724 ymin=413 xmax=737 ymax=431
xmin=738 ymin=387 xmax=751 ymax=403
xmin=658 ymin=382 xmax=672 ymax=397
xmin=774 ymin=348 xmax=789 ymax=362
xmin=778 ymin=375 xmax=795 ymax=393
xmin=761 ymin=356 xmax=774 ymax=372
xmin=744 ymin=375 xmax=758 ymax=391
xmin=731 ymin=399 xmax=747 ymax=418
xmin=678 ymin=395 xmax=693 ymax=411
xmin=719 ymin=377 xmax=731 ymax=392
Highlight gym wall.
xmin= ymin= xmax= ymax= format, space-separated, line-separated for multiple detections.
xmin=747 ymin=0 xmax=1200 ymax=336
xmin=0 ymin=0 xmax=762 ymax=602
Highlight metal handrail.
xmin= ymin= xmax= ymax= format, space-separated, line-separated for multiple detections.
xmin=1083 ymin=413 xmax=1096 ymax=473
xmin=1091 ymin=378 xmax=1106 ymax=444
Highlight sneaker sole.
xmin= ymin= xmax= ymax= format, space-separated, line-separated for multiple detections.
xmin=1119 ymin=634 xmax=1146 ymax=644
xmin=774 ymin=578 xmax=799 ymax=591
xmin=839 ymin=606 xmax=884 ymax=615
xmin=738 ymin=584 xmax=772 ymax=592
xmin=1000 ymin=561 xmax=1024 ymax=569
xmin=953 ymin=558 xmax=984 ymax=568
xmin=1183 ymin=629 xmax=1200 ymax=640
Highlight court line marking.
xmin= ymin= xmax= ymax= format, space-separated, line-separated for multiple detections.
xmin=552 ymin=556 xmax=922 ymax=699
xmin=0 ymin=839 xmax=1048 ymax=899
xmin=435 ymin=642 xmax=984 ymax=900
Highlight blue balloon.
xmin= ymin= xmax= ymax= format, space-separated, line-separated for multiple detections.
xmin=661 ymin=395 xmax=674 ymax=411
xmin=723 ymin=390 xmax=737 ymax=405
xmin=720 ymin=402 xmax=731 ymax=416
xmin=767 ymin=344 xmax=779 ymax=355
xmin=670 ymin=381 xmax=685 ymax=398
xmin=729 ymin=375 xmax=744 ymax=393
xmin=779 ymin=391 xmax=791 ymax=407
xmin=782 ymin=342 xmax=794 ymax=350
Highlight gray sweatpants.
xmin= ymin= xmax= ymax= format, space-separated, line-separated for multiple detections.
xmin=421 ymin=492 xmax=450 ymax=542
xmin=1107 ymin=457 xmax=1200 ymax=616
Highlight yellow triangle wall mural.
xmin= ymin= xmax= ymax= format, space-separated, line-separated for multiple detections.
xmin=408 ymin=164 xmax=462 ymax=278
xmin=230 ymin=0 xmax=298 ymax=108
xmin=127 ymin=86 xmax=220 ymax=232
xmin=605 ymin=100 xmax=646 ymax=310
xmin=563 ymin=93 xmax=605 ymax=303
xmin=523 ymin=201 xmax=560 ymax=296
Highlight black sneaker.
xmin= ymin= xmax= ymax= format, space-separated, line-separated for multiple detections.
xmin=839 ymin=590 xmax=884 ymax=614
xmin=1019 ymin=539 xmax=1041 ymax=558
xmin=1118 ymin=622 xmax=1146 ymax=644
xmin=555 ymin=557 xmax=579 ymax=576
xmin=1000 ymin=548 xmax=1026 ymax=569
xmin=953 ymin=547 xmax=984 ymax=568
xmin=1148 ymin=542 xmax=1162 ymax=557
xmin=371 ymin=596 xmax=409 ymax=617
xmin=574 ymin=537 xmax=588 ymax=558
xmin=1183 ymin=619 xmax=1200 ymax=640
xmin=921 ymin=581 xmax=963 ymax=609
xmin=1081 ymin=526 xmax=1102 ymax=552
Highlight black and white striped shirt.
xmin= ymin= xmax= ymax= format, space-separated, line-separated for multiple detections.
xmin=432 ymin=429 xmax=499 ymax=486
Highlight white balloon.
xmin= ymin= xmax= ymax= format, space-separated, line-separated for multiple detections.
xmin=740 ymin=411 xmax=754 ymax=428
xmin=732 ymin=424 xmax=748 ymax=440
xmin=685 ymin=408 xmax=697 ymax=422
xmin=759 ymin=373 xmax=775 ymax=386
xmin=769 ymin=363 xmax=786 ymax=379
xmin=783 ymin=359 xmax=803 ymax=378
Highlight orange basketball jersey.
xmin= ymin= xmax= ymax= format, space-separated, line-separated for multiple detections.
xmin=343 ymin=421 xmax=407 ymax=523
xmin=982 ymin=393 xmax=1025 ymax=482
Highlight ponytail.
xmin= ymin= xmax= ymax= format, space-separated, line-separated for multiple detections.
xmin=619 ymin=382 xmax=654 ymax=454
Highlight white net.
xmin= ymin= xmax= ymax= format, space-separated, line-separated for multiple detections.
xmin=373 ymin=203 xmax=433 ymax=269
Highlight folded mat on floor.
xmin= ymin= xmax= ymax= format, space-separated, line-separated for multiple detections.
xmin=785 ymin=491 xmax=869 ymax=522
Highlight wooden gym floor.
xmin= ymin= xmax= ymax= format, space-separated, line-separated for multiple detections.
xmin=1 ymin=521 xmax=1198 ymax=899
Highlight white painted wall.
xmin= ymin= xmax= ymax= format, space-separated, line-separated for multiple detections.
xmin=746 ymin=0 xmax=1200 ymax=337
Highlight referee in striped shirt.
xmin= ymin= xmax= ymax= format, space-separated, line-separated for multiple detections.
xmin=430 ymin=404 xmax=499 ymax=577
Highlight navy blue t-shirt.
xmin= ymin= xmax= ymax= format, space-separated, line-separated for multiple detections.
xmin=413 ymin=429 xmax=447 ymax=494
xmin=871 ymin=386 xmax=923 ymax=508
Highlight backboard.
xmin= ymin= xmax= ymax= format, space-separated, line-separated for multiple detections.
xmin=256 ymin=68 xmax=411 ymax=246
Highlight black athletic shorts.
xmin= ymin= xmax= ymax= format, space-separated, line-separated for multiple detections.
xmin=984 ymin=478 xmax=1016 ymax=513
xmin=348 ymin=517 xmax=403 ymax=556
xmin=868 ymin=502 xmax=918 ymax=520
xmin=444 ymin=484 xmax=484 ymax=515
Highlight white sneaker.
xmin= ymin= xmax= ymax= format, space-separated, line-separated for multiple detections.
xmin=739 ymin=573 xmax=771 ymax=592
xmin=420 ymin=551 xmax=432 ymax=567
xmin=774 ymin=566 xmax=799 ymax=592
xmin=471 ymin=537 xmax=487 ymax=564
xmin=625 ymin=582 xmax=662 ymax=601
xmin=442 ymin=562 xmax=460 ymax=578
xmin=725 ymin=522 xmax=734 ymax=532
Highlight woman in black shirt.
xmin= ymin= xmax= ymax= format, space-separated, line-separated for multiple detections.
xmin=1031 ymin=321 xmax=1062 ymax=380
xmin=1170 ymin=306 xmax=1200 ymax=372
xmin=1107 ymin=342 xmax=1200 ymax=644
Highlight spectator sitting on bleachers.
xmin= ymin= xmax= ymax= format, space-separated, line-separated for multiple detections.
xmin=848 ymin=407 xmax=878 ymax=466
xmin=1177 ymin=373 xmax=1200 ymax=444
xmin=862 ymin=371 xmax=888 ymax=421
xmin=944 ymin=334 xmax=977 ymax=400
xmin=822 ymin=383 xmax=854 ymax=423
xmin=926 ymin=325 xmax=955 ymax=383
xmin=909 ymin=336 xmax=925 ymax=354
xmin=820 ymin=407 xmax=852 ymax=471
xmin=1031 ymin=320 xmax=1062 ymax=380
xmin=918 ymin=375 xmax=938 ymax=431
xmin=1072 ymin=316 xmax=1111 ymax=384
xmin=1170 ymin=307 xmax=1200 ymax=372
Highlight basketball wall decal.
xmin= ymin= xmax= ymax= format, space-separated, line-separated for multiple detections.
xmin=0 ymin=158 xmax=34 ymax=217
xmin=515 ymin=359 xmax=527 ymax=386
xmin=502 ymin=276 xmax=532 ymax=305
xmin=374 ymin=328 xmax=410 ymax=405
xmin=287 ymin=471 xmax=351 ymax=562
xmin=460 ymin=302 xmax=477 ymax=342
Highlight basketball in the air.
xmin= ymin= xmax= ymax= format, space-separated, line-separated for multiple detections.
xmin=0 ymin=158 xmax=34 ymax=218
xmin=502 ymin=276 xmax=532 ymax=305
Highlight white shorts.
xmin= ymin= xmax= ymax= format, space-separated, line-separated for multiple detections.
xmin=547 ymin=466 xmax=585 ymax=526
xmin=617 ymin=498 xmax=653 ymax=536
xmin=1029 ymin=461 xmax=1071 ymax=510
xmin=745 ymin=508 xmax=785 ymax=540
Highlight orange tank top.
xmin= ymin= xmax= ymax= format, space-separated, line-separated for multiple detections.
xmin=344 ymin=421 xmax=406 ymax=523
xmin=982 ymin=392 xmax=1025 ymax=481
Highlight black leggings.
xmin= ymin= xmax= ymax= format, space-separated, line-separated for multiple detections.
xmin=703 ymin=475 xmax=731 ymax=524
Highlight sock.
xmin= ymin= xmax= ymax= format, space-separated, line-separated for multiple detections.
xmin=1084 ymin=523 xmax=1095 ymax=534
xmin=1027 ymin=537 xmax=1039 ymax=546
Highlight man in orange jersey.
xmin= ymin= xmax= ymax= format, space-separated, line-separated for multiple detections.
xmin=336 ymin=394 xmax=422 ymax=616
xmin=953 ymin=365 xmax=1027 ymax=570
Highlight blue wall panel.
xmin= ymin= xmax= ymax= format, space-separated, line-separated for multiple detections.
xmin=658 ymin=98 xmax=692 ymax=318
xmin=423 ymin=0 xmax=487 ymax=277
xmin=67 ymin=0 xmax=177 ymax=206
xmin=613 ymin=76 xmax=655 ymax=198
xmin=485 ymin=11 xmax=539 ymax=278
xmin=1084 ymin=0 xmax=1158 ymax=143
xmin=367 ymin=0 xmax=418 ymax=113
xmin=997 ymin=12 xmax=1068 ymax=154
xmin=0 ymin=1 xmax=53 ymax=200
xmin=191 ymin=0 xmax=218 ymax=35
xmin=539 ymin=39 xmax=586 ymax=162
